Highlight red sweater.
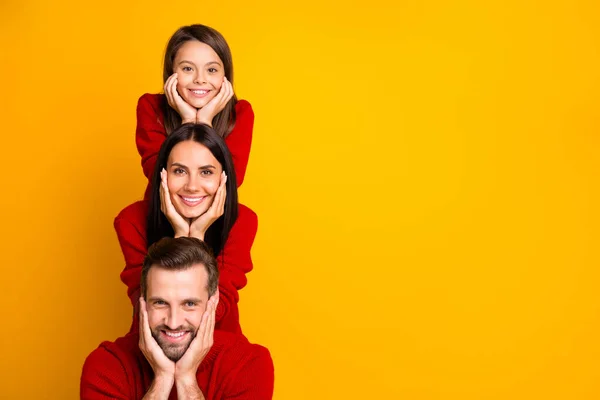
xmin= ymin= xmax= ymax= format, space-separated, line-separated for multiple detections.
xmin=135 ymin=93 xmax=254 ymax=199
xmin=81 ymin=331 xmax=274 ymax=400
xmin=114 ymin=202 xmax=258 ymax=335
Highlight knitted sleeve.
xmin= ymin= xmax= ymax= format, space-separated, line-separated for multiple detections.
xmin=135 ymin=93 xmax=166 ymax=184
xmin=226 ymin=99 xmax=254 ymax=188
xmin=222 ymin=345 xmax=275 ymax=399
xmin=80 ymin=344 xmax=130 ymax=400
xmin=213 ymin=204 xmax=258 ymax=334
xmin=114 ymin=201 xmax=148 ymax=309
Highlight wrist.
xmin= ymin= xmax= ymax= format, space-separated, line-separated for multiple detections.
xmin=175 ymin=371 xmax=197 ymax=384
xmin=174 ymin=230 xmax=189 ymax=238
xmin=148 ymin=373 xmax=174 ymax=397
xmin=188 ymin=227 xmax=205 ymax=241
xmin=155 ymin=371 xmax=175 ymax=384
xmin=195 ymin=116 xmax=213 ymax=127
xmin=175 ymin=372 xmax=204 ymax=400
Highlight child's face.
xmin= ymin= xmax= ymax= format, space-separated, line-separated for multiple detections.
xmin=173 ymin=40 xmax=225 ymax=109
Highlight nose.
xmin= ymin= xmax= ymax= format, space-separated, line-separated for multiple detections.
xmin=193 ymin=70 xmax=207 ymax=85
xmin=184 ymin=173 xmax=200 ymax=192
xmin=165 ymin=307 xmax=183 ymax=329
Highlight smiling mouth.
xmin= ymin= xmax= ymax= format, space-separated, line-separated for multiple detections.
xmin=162 ymin=330 xmax=189 ymax=342
xmin=179 ymin=195 xmax=206 ymax=207
xmin=189 ymin=89 xmax=211 ymax=97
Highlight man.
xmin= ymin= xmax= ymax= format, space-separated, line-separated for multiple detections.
xmin=81 ymin=237 xmax=274 ymax=399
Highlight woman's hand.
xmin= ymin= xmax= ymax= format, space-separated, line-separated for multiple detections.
xmin=164 ymin=73 xmax=197 ymax=124
xmin=189 ymin=172 xmax=227 ymax=241
xmin=160 ymin=168 xmax=190 ymax=238
xmin=196 ymin=77 xmax=234 ymax=127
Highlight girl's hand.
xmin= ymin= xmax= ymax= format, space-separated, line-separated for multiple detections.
xmin=189 ymin=172 xmax=227 ymax=241
xmin=196 ymin=77 xmax=234 ymax=127
xmin=160 ymin=168 xmax=190 ymax=238
xmin=164 ymin=73 xmax=197 ymax=124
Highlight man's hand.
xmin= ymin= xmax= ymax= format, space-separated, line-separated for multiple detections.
xmin=139 ymin=298 xmax=175 ymax=399
xmin=174 ymin=291 xmax=219 ymax=399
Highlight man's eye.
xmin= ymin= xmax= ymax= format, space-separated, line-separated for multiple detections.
xmin=185 ymin=302 xmax=196 ymax=307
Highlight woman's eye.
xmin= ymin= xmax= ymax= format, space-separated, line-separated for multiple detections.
xmin=201 ymin=170 xmax=213 ymax=176
xmin=174 ymin=168 xmax=186 ymax=175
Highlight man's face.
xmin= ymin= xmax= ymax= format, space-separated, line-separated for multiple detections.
xmin=145 ymin=264 xmax=209 ymax=361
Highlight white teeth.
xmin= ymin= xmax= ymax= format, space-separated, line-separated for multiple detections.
xmin=183 ymin=196 xmax=203 ymax=203
xmin=192 ymin=90 xmax=208 ymax=94
xmin=165 ymin=331 xmax=185 ymax=338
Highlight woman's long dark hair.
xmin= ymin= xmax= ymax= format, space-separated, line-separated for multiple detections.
xmin=147 ymin=124 xmax=238 ymax=257
xmin=162 ymin=24 xmax=237 ymax=139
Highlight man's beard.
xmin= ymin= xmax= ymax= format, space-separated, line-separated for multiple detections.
xmin=151 ymin=325 xmax=197 ymax=362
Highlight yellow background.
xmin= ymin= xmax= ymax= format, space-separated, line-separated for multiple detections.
xmin=1 ymin=0 xmax=599 ymax=398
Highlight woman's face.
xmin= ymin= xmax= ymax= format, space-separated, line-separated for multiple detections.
xmin=166 ymin=140 xmax=223 ymax=219
xmin=173 ymin=40 xmax=225 ymax=109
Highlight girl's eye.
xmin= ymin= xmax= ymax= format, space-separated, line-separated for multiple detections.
xmin=182 ymin=66 xmax=193 ymax=72
xmin=208 ymin=67 xmax=218 ymax=73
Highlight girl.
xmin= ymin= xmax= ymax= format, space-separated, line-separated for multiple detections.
xmin=115 ymin=124 xmax=257 ymax=335
xmin=136 ymin=24 xmax=254 ymax=199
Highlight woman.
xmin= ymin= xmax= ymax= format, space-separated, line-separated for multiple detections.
xmin=115 ymin=124 xmax=257 ymax=335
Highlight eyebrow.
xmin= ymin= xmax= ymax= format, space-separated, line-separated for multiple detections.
xmin=148 ymin=297 xmax=167 ymax=303
xmin=170 ymin=162 xmax=188 ymax=169
xmin=177 ymin=60 xmax=222 ymax=67
xmin=182 ymin=298 xmax=204 ymax=304
xmin=170 ymin=163 xmax=216 ymax=170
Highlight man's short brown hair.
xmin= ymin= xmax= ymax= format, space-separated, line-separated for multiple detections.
xmin=140 ymin=237 xmax=219 ymax=298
